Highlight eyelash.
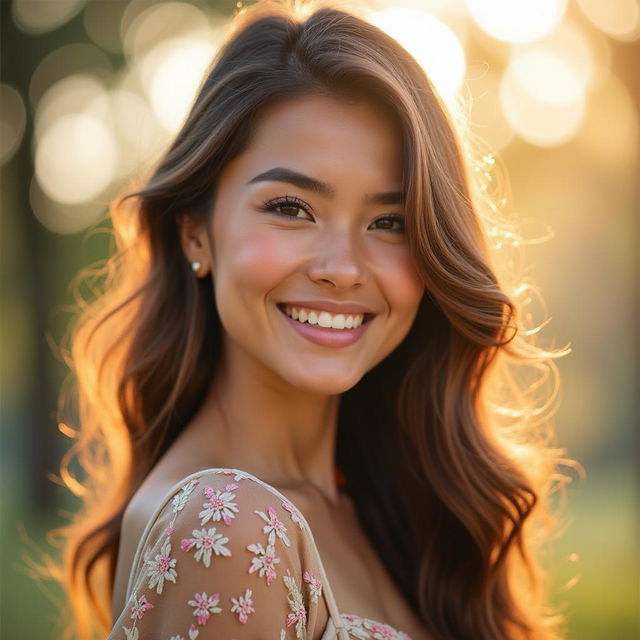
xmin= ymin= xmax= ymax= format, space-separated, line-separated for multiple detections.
xmin=260 ymin=195 xmax=406 ymax=233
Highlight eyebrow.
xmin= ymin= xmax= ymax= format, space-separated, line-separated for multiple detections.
xmin=247 ymin=167 xmax=404 ymax=205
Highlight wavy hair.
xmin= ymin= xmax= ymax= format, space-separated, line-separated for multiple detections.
xmin=48 ymin=1 xmax=577 ymax=638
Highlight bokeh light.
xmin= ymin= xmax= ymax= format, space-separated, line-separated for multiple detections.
xmin=29 ymin=43 xmax=113 ymax=109
xmin=139 ymin=37 xmax=219 ymax=133
xmin=368 ymin=7 xmax=466 ymax=103
xmin=511 ymin=20 xmax=597 ymax=90
xmin=117 ymin=2 xmax=221 ymax=133
xmin=29 ymin=177 xmax=108 ymax=235
xmin=18 ymin=0 xmax=631 ymax=226
xmin=576 ymin=0 xmax=640 ymax=42
xmin=34 ymin=74 xmax=109 ymax=143
xmin=0 ymin=84 xmax=27 ymax=165
xmin=121 ymin=1 xmax=212 ymax=57
xmin=108 ymin=88 xmax=167 ymax=177
xmin=33 ymin=75 xmax=118 ymax=207
xmin=12 ymin=0 xmax=87 ymax=35
xmin=500 ymin=49 xmax=586 ymax=146
xmin=467 ymin=0 xmax=568 ymax=43
xmin=35 ymin=112 xmax=118 ymax=205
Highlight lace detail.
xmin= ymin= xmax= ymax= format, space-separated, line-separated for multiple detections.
xmin=107 ymin=469 xmax=413 ymax=640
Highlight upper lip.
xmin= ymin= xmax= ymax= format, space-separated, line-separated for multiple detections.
xmin=278 ymin=299 xmax=376 ymax=315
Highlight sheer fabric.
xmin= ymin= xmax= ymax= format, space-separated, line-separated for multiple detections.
xmin=107 ymin=469 xmax=412 ymax=640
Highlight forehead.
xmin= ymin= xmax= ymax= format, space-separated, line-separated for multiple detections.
xmin=219 ymin=94 xmax=404 ymax=191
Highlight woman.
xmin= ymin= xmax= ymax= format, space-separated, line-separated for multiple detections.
xmin=53 ymin=1 xmax=573 ymax=639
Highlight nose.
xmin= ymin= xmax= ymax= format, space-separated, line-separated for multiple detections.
xmin=306 ymin=226 xmax=369 ymax=289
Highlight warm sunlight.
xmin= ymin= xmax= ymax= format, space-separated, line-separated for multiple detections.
xmin=467 ymin=0 xmax=567 ymax=43
xmin=368 ymin=6 xmax=466 ymax=104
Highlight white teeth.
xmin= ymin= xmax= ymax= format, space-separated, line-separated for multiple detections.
xmin=282 ymin=305 xmax=366 ymax=330
xmin=318 ymin=311 xmax=333 ymax=328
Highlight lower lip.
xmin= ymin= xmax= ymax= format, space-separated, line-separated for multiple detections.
xmin=277 ymin=306 xmax=374 ymax=348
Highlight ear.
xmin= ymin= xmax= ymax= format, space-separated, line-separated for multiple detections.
xmin=177 ymin=213 xmax=213 ymax=277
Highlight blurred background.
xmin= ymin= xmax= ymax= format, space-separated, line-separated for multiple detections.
xmin=1 ymin=0 xmax=637 ymax=637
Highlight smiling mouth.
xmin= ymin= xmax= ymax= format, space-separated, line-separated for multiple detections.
xmin=276 ymin=303 xmax=375 ymax=331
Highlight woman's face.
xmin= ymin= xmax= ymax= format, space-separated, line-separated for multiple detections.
xmin=199 ymin=94 xmax=423 ymax=395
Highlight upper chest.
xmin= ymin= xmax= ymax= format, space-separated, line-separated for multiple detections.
xmin=286 ymin=488 xmax=432 ymax=640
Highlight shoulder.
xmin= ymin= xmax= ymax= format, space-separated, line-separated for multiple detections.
xmin=110 ymin=468 xmax=328 ymax=639
xmin=167 ymin=469 xmax=310 ymax=565
xmin=134 ymin=468 xmax=312 ymax=584
xmin=165 ymin=468 xmax=309 ymax=539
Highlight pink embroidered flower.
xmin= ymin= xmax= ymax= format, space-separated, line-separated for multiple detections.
xmin=284 ymin=570 xmax=307 ymax=639
xmin=364 ymin=619 xmax=397 ymax=640
xmin=281 ymin=500 xmax=304 ymax=529
xmin=372 ymin=625 xmax=395 ymax=640
xmin=129 ymin=593 xmax=154 ymax=620
xmin=180 ymin=527 xmax=231 ymax=567
xmin=146 ymin=540 xmax=177 ymax=594
xmin=181 ymin=537 xmax=196 ymax=552
xmin=230 ymin=588 xmax=256 ymax=623
xmin=303 ymin=570 xmax=322 ymax=603
xmin=247 ymin=541 xmax=281 ymax=585
xmin=188 ymin=591 xmax=222 ymax=625
xmin=199 ymin=486 xmax=239 ymax=526
xmin=165 ymin=526 xmax=176 ymax=537
xmin=254 ymin=506 xmax=290 ymax=547
xmin=341 ymin=614 xmax=371 ymax=639
xmin=218 ymin=470 xmax=250 ymax=481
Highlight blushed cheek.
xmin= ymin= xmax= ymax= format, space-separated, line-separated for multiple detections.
xmin=377 ymin=249 xmax=424 ymax=314
xmin=221 ymin=225 xmax=302 ymax=300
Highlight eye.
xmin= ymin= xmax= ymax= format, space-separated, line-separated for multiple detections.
xmin=260 ymin=195 xmax=313 ymax=220
xmin=369 ymin=214 xmax=405 ymax=233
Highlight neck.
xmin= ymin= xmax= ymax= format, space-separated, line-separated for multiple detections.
xmin=194 ymin=349 xmax=343 ymax=504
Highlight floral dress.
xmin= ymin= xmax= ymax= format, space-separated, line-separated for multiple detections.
xmin=107 ymin=468 xmax=412 ymax=640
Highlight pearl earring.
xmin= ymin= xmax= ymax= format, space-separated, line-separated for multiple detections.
xmin=191 ymin=261 xmax=201 ymax=273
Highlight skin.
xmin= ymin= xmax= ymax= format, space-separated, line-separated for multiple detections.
xmin=178 ymin=93 xmax=424 ymax=506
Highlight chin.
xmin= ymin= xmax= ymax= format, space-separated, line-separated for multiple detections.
xmin=283 ymin=369 xmax=363 ymax=396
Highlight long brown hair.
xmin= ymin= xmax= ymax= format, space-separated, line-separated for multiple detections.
xmin=50 ymin=1 xmax=576 ymax=638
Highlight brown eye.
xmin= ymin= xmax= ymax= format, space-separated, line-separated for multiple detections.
xmin=261 ymin=196 xmax=313 ymax=220
xmin=370 ymin=215 xmax=405 ymax=233
xmin=278 ymin=205 xmax=304 ymax=217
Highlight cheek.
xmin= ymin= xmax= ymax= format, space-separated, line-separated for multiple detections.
xmin=215 ymin=224 xmax=299 ymax=300
xmin=373 ymin=247 xmax=424 ymax=314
